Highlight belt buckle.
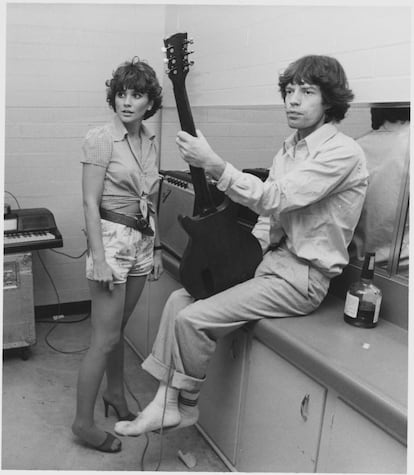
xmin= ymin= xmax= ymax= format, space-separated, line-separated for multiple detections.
xmin=135 ymin=213 xmax=154 ymax=236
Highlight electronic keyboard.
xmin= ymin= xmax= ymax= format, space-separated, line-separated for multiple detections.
xmin=4 ymin=208 xmax=63 ymax=254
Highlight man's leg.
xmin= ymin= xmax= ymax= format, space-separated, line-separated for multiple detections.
xmin=115 ymin=249 xmax=329 ymax=436
xmin=114 ymin=288 xmax=193 ymax=435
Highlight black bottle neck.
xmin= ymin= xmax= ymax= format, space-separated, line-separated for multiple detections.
xmin=361 ymin=253 xmax=376 ymax=280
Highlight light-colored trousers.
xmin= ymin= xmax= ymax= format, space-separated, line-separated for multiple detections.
xmin=142 ymin=246 xmax=330 ymax=395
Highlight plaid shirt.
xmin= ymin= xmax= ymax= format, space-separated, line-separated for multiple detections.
xmin=81 ymin=115 xmax=159 ymax=217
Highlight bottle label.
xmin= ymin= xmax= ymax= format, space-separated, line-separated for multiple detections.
xmin=373 ymin=296 xmax=382 ymax=323
xmin=344 ymin=292 xmax=359 ymax=318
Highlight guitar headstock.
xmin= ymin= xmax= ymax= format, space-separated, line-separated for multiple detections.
xmin=163 ymin=32 xmax=194 ymax=85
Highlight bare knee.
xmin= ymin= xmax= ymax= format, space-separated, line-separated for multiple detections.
xmin=90 ymin=331 xmax=122 ymax=355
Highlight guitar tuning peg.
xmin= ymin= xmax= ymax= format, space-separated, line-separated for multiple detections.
xmin=163 ymin=58 xmax=169 ymax=63
xmin=161 ymin=46 xmax=167 ymax=53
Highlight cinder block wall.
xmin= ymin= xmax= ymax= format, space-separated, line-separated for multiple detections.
xmin=4 ymin=4 xmax=410 ymax=307
xmin=5 ymin=3 xmax=166 ymax=306
xmin=163 ymin=5 xmax=410 ymax=107
xmin=160 ymin=4 xmax=410 ymax=172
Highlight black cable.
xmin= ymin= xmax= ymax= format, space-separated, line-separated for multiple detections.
xmin=36 ymin=250 xmax=61 ymax=316
xmin=35 ymin=250 xmax=91 ymax=353
xmin=153 ymin=365 xmax=173 ymax=471
xmin=39 ymin=313 xmax=91 ymax=354
xmin=123 ymin=361 xmax=173 ymax=471
xmin=124 ymin=377 xmax=151 ymax=471
xmin=4 ymin=190 xmax=21 ymax=208
xmin=49 ymin=248 xmax=87 ymax=259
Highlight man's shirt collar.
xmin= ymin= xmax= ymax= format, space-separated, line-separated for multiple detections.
xmin=284 ymin=123 xmax=338 ymax=157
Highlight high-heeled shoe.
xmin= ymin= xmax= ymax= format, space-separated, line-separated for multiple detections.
xmin=95 ymin=431 xmax=122 ymax=453
xmin=73 ymin=425 xmax=122 ymax=453
xmin=102 ymin=396 xmax=136 ymax=421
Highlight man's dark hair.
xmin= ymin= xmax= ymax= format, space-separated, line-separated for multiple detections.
xmin=105 ymin=57 xmax=162 ymax=120
xmin=370 ymin=106 xmax=410 ymax=130
xmin=278 ymin=55 xmax=354 ymax=123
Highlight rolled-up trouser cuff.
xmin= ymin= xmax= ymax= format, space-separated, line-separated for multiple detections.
xmin=172 ymin=371 xmax=205 ymax=392
xmin=141 ymin=354 xmax=172 ymax=383
xmin=142 ymin=353 xmax=205 ymax=392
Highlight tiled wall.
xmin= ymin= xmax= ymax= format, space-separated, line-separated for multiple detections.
xmin=163 ymin=4 xmax=411 ymax=107
xmin=4 ymin=3 xmax=410 ymax=307
xmin=5 ymin=3 xmax=166 ymax=305
xmin=160 ymin=105 xmax=371 ymax=172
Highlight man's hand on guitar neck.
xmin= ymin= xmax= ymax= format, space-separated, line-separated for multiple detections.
xmin=176 ymin=129 xmax=226 ymax=180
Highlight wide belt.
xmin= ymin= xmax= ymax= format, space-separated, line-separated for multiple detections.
xmin=99 ymin=207 xmax=154 ymax=236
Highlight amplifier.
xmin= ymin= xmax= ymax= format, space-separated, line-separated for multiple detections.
xmin=157 ymin=168 xmax=269 ymax=259
xmin=158 ymin=171 xmax=194 ymax=259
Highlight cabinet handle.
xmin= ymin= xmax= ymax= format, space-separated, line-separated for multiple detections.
xmin=300 ymin=393 xmax=310 ymax=421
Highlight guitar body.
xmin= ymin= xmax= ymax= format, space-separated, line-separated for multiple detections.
xmin=164 ymin=32 xmax=263 ymax=299
xmin=179 ymin=197 xmax=262 ymax=299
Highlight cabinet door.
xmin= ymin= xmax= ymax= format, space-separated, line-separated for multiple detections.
xmin=237 ymin=338 xmax=326 ymax=472
xmin=198 ymin=330 xmax=248 ymax=466
xmin=147 ymin=270 xmax=181 ymax=351
xmin=124 ymin=283 xmax=150 ymax=359
xmin=317 ymin=394 xmax=407 ymax=473
xmin=124 ymin=269 xmax=181 ymax=358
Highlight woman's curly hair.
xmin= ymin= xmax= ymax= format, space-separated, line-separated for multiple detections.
xmin=105 ymin=57 xmax=162 ymax=120
xmin=278 ymin=55 xmax=354 ymax=123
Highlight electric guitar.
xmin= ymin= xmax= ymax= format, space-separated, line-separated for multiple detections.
xmin=163 ymin=32 xmax=263 ymax=299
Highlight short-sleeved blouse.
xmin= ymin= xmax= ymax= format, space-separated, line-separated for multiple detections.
xmin=81 ymin=115 xmax=159 ymax=217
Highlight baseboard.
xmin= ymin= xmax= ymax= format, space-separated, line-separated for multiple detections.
xmin=34 ymin=300 xmax=91 ymax=320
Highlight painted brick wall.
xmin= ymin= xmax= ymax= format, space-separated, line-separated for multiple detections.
xmin=5 ymin=3 xmax=166 ymax=306
xmin=160 ymin=104 xmax=371 ymax=173
xmin=163 ymin=4 xmax=411 ymax=107
xmin=4 ymin=3 xmax=410 ymax=307
xmin=160 ymin=4 xmax=406 ymax=171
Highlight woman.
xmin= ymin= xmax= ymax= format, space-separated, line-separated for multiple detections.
xmin=72 ymin=57 xmax=163 ymax=453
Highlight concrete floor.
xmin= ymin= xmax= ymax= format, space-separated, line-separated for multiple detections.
xmin=2 ymin=314 xmax=228 ymax=472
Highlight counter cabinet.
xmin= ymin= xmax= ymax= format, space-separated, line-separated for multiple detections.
xmin=198 ymin=332 xmax=407 ymax=473
xmin=123 ymin=256 xmax=407 ymax=473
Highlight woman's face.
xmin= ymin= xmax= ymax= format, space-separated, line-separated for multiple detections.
xmin=114 ymin=89 xmax=153 ymax=126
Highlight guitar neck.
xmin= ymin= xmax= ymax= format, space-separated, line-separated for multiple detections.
xmin=172 ymin=84 xmax=216 ymax=216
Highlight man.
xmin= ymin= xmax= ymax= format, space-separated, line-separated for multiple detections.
xmin=350 ymin=106 xmax=410 ymax=269
xmin=114 ymin=54 xmax=368 ymax=436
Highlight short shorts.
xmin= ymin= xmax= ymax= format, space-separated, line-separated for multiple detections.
xmin=86 ymin=217 xmax=155 ymax=284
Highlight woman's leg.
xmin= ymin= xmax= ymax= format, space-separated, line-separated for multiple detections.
xmin=72 ymin=281 xmax=126 ymax=448
xmin=103 ymin=275 xmax=147 ymax=417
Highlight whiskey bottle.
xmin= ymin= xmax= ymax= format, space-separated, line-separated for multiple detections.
xmin=344 ymin=252 xmax=382 ymax=328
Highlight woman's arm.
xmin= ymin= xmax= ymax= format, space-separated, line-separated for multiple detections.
xmin=82 ymin=163 xmax=119 ymax=291
xmin=148 ymin=185 xmax=163 ymax=281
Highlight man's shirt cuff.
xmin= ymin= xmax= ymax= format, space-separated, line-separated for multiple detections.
xmin=216 ymin=162 xmax=242 ymax=191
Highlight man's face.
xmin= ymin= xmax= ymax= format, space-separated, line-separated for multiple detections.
xmin=284 ymin=82 xmax=328 ymax=138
